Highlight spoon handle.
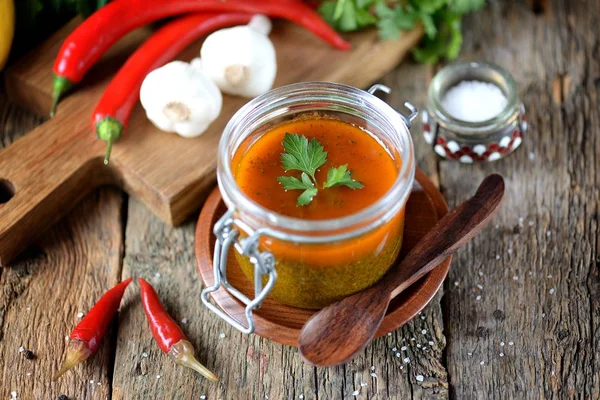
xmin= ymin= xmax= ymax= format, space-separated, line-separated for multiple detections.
xmin=385 ymin=174 xmax=505 ymax=299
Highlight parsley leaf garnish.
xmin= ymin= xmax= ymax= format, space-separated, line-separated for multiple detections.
xmin=277 ymin=133 xmax=363 ymax=206
xmin=323 ymin=164 xmax=364 ymax=189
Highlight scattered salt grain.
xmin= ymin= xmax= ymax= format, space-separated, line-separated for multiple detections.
xmin=499 ymin=352 xmax=504 ymax=357
xmin=528 ymin=271 xmax=533 ymax=276
xmin=420 ymin=315 xmax=426 ymax=320
xmin=495 ymin=254 xmax=501 ymax=260
xmin=265 ymin=395 xmax=269 ymax=399
xmin=549 ymin=288 xmax=555 ymax=295
xmin=421 ymin=329 xmax=427 ymax=335
xmin=546 ymin=230 xmax=552 ymax=237
xmin=478 ymin=271 xmax=484 ymax=277
xmin=476 ymin=295 xmax=482 ymax=301
xmin=513 ymin=276 xmax=519 ymax=281
xmin=422 ymin=346 xmax=428 ymax=351
xmin=90 ymin=380 xmax=94 ymax=384
xmin=551 ymin=370 xmax=555 ymax=376
xmin=441 ymin=80 xmax=508 ymax=122
xmin=142 ymin=352 xmax=149 ymax=358
xmin=528 ymin=152 xmax=535 ymax=160
xmin=542 ymin=313 xmax=546 ymax=318
xmin=65 ymin=336 xmax=69 ymax=341
xmin=352 ymin=390 xmax=359 ymax=396
xmin=428 ymin=341 xmax=434 ymax=346
xmin=200 ymin=396 xmax=206 ymax=400
xmin=416 ymin=344 xmax=422 ymax=348
xmin=508 ymin=341 xmax=514 ymax=346
xmin=77 ymin=312 xmax=84 ymax=318
xmin=26 ymin=306 xmax=31 ymax=311
xmin=11 ymin=391 xmax=17 ymax=399
xmin=360 ymin=382 xmax=367 ymax=387
xmin=416 ymin=375 xmax=424 ymax=382
xmin=156 ymin=375 xmax=161 ymax=379
xmin=392 ymin=347 xmax=397 ymax=352
xmin=507 ymin=248 xmax=512 ymax=254
xmin=454 ymin=281 xmax=459 ymax=287
xmin=403 ymin=357 xmax=410 ymax=363
xmin=411 ymin=338 xmax=416 ymax=341
xmin=97 ymin=382 xmax=101 ymax=386
xmin=396 ymin=353 xmax=401 ymax=357
xmin=400 ymin=365 xmax=403 ymax=370
xmin=181 ymin=318 xmax=188 ymax=324
xmin=495 ymin=224 xmax=499 ymax=229
xmin=387 ymin=332 xmax=392 ymax=336
xmin=467 ymin=352 xmax=472 ymax=356
xmin=500 ymin=342 xmax=505 ymax=346
xmin=401 ymin=346 xmax=407 ymax=351
xmin=219 ymin=332 xmax=226 ymax=339
xmin=18 ymin=346 xmax=24 ymax=352
xmin=547 ymin=274 xmax=552 ymax=279
xmin=528 ymin=220 xmax=535 ymax=227
xmin=477 ymin=284 xmax=483 ymax=289
xmin=299 ymin=395 xmax=304 ymax=399
xmin=518 ymin=217 xmax=524 ymax=225
xmin=371 ymin=366 xmax=376 ymax=371
xmin=370 ymin=372 xmax=377 ymax=378
xmin=26 ymin=373 xmax=31 ymax=377
xmin=154 ymin=272 xmax=161 ymax=278
xmin=480 ymin=361 xmax=485 ymax=365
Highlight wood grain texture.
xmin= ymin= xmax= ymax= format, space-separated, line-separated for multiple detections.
xmin=0 ymin=86 xmax=126 ymax=399
xmin=0 ymin=17 xmax=423 ymax=266
xmin=195 ymin=169 xmax=450 ymax=347
xmin=439 ymin=1 xmax=600 ymax=399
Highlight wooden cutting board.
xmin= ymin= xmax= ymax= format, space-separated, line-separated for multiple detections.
xmin=0 ymin=17 xmax=422 ymax=265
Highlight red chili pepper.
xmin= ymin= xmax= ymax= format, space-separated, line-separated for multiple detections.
xmin=50 ymin=0 xmax=350 ymax=116
xmin=139 ymin=278 xmax=217 ymax=381
xmin=92 ymin=12 xmax=253 ymax=165
xmin=54 ymin=277 xmax=133 ymax=380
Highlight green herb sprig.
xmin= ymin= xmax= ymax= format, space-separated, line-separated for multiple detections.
xmin=318 ymin=0 xmax=485 ymax=64
xmin=277 ymin=133 xmax=363 ymax=206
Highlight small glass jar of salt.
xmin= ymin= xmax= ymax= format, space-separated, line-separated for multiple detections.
xmin=422 ymin=61 xmax=527 ymax=163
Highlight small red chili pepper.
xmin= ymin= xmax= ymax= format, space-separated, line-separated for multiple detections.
xmin=139 ymin=278 xmax=217 ymax=381
xmin=92 ymin=12 xmax=253 ymax=165
xmin=50 ymin=0 xmax=350 ymax=116
xmin=54 ymin=277 xmax=133 ymax=380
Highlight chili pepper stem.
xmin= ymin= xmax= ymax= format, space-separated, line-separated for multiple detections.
xmin=51 ymin=75 xmax=73 ymax=117
xmin=96 ymin=116 xmax=123 ymax=165
xmin=53 ymin=340 xmax=93 ymax=380
xmin=170 ymin=340 xmax=217 ymax=382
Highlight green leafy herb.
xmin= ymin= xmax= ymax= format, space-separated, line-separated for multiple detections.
xmin=323 ymin=164 xmax=364 ymax=189
xmin=277 ymin=133 xmax=363 ymax=206
xmin=318 ymin=0 xmax=486 ymax=63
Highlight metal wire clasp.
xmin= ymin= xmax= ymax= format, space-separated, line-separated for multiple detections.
xmin=200 ymin=209 xmax=277 ymax=334
xmin=368 ymin=84 xmax=418 ymax=129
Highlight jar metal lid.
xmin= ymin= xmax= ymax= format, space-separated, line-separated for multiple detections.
xmin=422 ymin=61 xmax=527 ymax=163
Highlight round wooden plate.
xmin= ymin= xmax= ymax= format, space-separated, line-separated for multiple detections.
xmin=195 ymin=168 xmax=451 ymax=346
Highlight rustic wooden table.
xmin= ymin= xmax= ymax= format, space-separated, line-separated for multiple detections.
xmin=1 ymin=1 xmax=598 ymax=399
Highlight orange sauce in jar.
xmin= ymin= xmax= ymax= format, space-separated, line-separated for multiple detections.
xmin=231 ymin=116 xmax=405 ymax=309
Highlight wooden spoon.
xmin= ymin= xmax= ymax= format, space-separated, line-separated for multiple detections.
xmin=298 ymin=174 xmax=505 ymax=367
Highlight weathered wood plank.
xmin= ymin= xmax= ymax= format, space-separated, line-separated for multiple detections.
xmin=440 ymin=1 xmax=600 ymax=399
xmin=0 ymin=89 xmax=125 ymax=399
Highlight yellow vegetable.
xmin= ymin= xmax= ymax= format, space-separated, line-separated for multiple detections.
xmin=0 ymin=0 xmax=15 ymax=70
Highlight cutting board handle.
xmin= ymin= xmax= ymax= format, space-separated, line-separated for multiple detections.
xmin=0 ymin=116 xmax=107 ymax=266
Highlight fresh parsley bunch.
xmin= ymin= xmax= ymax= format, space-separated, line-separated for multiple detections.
xmin=318 ymin=0 xmax=486 ymax=64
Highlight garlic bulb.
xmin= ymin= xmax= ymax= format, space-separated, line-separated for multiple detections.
xmin=139 ymin=60 xmax=222 ymax=138
xmin=200 ymin=15 xmax=277 ymax=98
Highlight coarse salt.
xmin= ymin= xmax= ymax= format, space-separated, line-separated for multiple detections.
xmin=154 ymin=272 xmax=161 ymax=278
xmin=352 ymin=390 xmax=359 ymax=396
xmin=299 ymin=395 xmax=304 ymax=399
xmin=416 ymin=375 xmax=424 ymax=382
xmin=513 ymin=276 xmax=519 ymax=281
xmin=370 ymin=372 xmax=377 ymax=378
xmin=421 ymin=329 xmax=427 ymax=335
xmin=476 ymin=295 xmax=482 ymax=301
xmin=529 ymin=152 xmax=535 ymax=160
xmin=428 ymin=341 xmax=434 ymax=346
xmin=18 ymin=346 xmax=24 ymax=352
xmin=219 ymin=332 xmax=226 ymax=339
xmin=396 ymin=352 xmax=401 ymax=357
xmin=181 ymin=318 xmax=188 ymax=324
xmin=549 ymin=288 xmax=555 ymax=294
xmin=478 ymin=271 xmax=484 ymax=277
xmin=508 ymin=341 xmax=514 ymax=346
xmin=11 ymin=391 xmax=17 ymax=399
xmin=495 ymin=255 xmax=501 ymax=260
xmin=142 ymin=352 xmax=149 ymax=358
xmin=500 ymin=342 xmax=505 ymax=346
xmin=454 ymin=281 xmax=459 ymax=287
xmin=387 ymin=332 xmax=392 ymax=336
xmin=477 ymin=284 xmax=483 ymax=289
xmin=441 ymin=80 xmax=508 ymax=122
xmin=77 ymin=312 xmax=84 ymax=318
xmin=200 ymin=396 xmax=206 ymax=400
xmin=499 ymin=352 xmax=504 ymax=357
xmin=156 ymin=375 xmax=161 ymax=379
xmin=416 ymin=344 xmax=422 ymax=348
xmin=401 ymin=346 xmax=407 ymax=351
xmin=370 ymin=366 xmax=375 ymax=371
xmin=403 ymin=357 xmax=410 ymax=363
xmin=360 ymin=382 xmax=367 ymax=387
xmin=480 ymin=361 xmax=485 ymax=365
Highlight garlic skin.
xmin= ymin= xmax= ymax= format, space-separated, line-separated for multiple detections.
xmin=200 ymin=15 xmax=277 ymax=98
xmin=140 ymin=60 xmax=222 ymax=138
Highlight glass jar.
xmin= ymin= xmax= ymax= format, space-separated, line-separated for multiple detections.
xmin=201 ymin=82 xmax=416 ymax=333
xmin=422 ymin=61 xmax=527 ymax=163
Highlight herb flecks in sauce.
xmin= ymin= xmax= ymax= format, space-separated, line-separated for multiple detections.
xmin=277 ymin=132 xmax=363 ymax=206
